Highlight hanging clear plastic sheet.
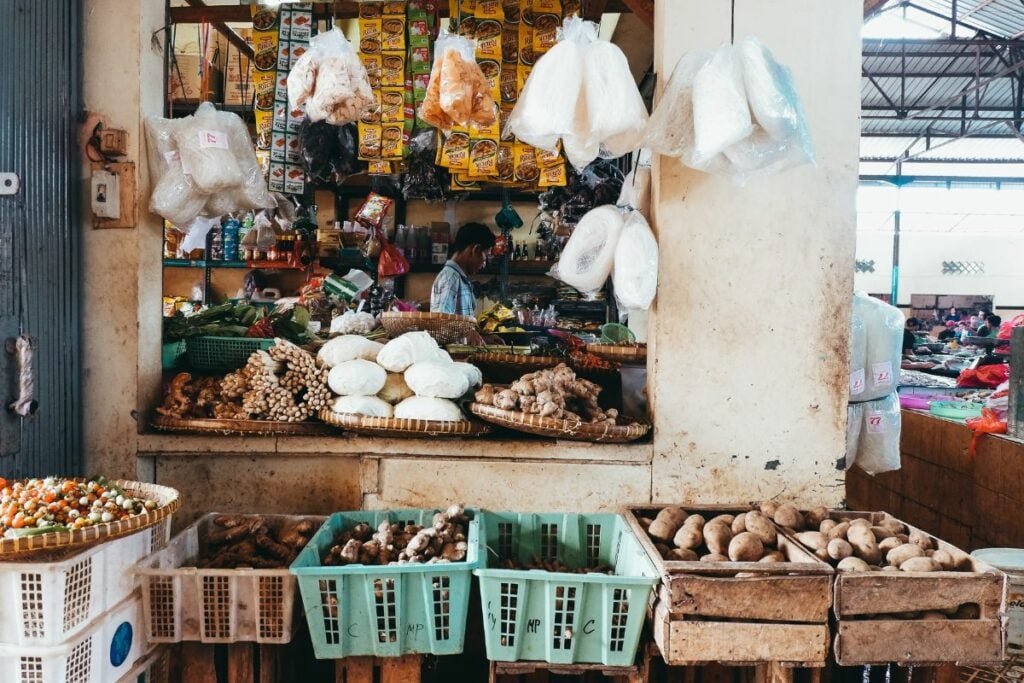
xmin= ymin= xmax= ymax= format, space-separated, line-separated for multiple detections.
xmin=611 ymin=210 xmax=658 ymax=311
xmin=548 ymin=205 xmax=624 ymax=299
xmin=288 ymin=27 xmax=375 ymax=125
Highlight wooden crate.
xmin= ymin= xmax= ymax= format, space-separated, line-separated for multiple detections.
xmin=818 ymin=511 xmax=1007 ymax=666
xmin=489 ymin=653 xmax=650 ymax=682
xmin=334 ymin=654 xmax=422 ymax=683
xmin=626 ymin=506 xmax=834 ymax=667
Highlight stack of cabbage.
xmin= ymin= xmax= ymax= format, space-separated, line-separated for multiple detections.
xmin=318 ymin=331 xmax=481 ymax=421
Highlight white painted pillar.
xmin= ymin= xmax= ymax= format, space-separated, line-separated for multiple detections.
xmin=649 ymin=0 xmax=861 ymax=506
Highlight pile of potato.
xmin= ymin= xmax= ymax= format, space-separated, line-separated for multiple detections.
xmin=756 ymin=501 xmax=969 ymax=574
xmin=640 ymin=506 xmax=790 ymax=564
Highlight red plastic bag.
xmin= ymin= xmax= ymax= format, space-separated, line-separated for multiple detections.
xmin=965 ymin=408 xmax=1007 ymax=459
xmin=956 ymin=363 xmax=1009 ymax=388
xmin=998 ymin=314 xmax=1024 ymax=340
xmin=378 ymin=236 xmax=410 ymax=278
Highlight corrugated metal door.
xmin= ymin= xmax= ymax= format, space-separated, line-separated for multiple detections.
xmin=0 ymin=0 xmax=82 ymax=476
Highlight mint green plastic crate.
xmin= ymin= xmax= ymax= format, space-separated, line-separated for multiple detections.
xmin=290 ymin=509 xmax=483 ymax=659
xmin=474 ymin=513 xmax=658 ymax=667
xmin=185 ymin=336 xmax=275 ymax=372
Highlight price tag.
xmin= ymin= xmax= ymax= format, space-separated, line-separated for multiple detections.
xmin=866 ymin=411 xmax=885 ymax=434
xmin=872 ymin=361 xmax=893 ymax=387
xmin=849 ymin=368 xmax=866 ymax=396
xmin=197 ymin=129 xmax=229 ymax=149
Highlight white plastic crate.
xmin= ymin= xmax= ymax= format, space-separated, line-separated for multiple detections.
xmin=136 ymin=513 xmax=322 ymax=645
xmin=0 ymin=518 xmax=170 ymax=647
xmin=0 ymin=592 xmax=149 ymax=683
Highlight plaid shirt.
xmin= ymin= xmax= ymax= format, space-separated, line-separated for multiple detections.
xmin=430 ymin=260 xmax=476 ymax=317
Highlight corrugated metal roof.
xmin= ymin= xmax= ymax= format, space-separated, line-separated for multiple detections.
xmin=861 ymin=135 xmax=1024 ymax=162
xmin=909 ymin=0 xmax=1024 ymax=38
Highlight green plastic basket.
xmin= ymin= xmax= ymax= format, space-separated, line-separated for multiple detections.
xmin=290 ymin=509 xmax=484 ymax=659
xmin=161 ymin=340 xmax=187 ymax=370
xmin=474 ymin=512 xmax=658 ymax=667
xmin=185 ymin=335 xmax=275 ymax=372
xmin=930 ymin=400 xmax=984 ymax=420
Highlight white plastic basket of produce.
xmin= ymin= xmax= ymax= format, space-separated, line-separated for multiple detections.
xmin=0 ymin=517 xmax=170 ymax=647
xmin=135 ymin=513 xmax=321 ymax=645
xmin=0 ymin=591 xmax=148 ymax=683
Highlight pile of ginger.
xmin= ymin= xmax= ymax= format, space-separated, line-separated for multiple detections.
xmin=474 ymin=363 xmax=620 ymax=425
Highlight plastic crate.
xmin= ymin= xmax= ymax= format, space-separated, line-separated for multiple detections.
xmin=136 ymin=513 xmax=322 ymax=645
xmin=0 ymin=518 xmax=170 ymax=648
xmin=290 ymin=508 xmax=483 ymax=659
xmin=0 ymin=592 xmax=148 ymax=683
xmin=474 ymin=512 xmax=658 ymax=666
xmin=161 ymin=340 xmax=187 ymax=370
xmin=185 ymin=336 xmax=274 ymax=372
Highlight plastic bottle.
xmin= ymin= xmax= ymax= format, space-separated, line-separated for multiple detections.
xmin=209 ymin=222 xmax=224 ymax=261
xmin=222 ymin=215 xmax=240 ymax=262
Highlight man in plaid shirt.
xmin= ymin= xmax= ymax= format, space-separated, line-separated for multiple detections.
xmin=431 ymin=222 xmax=496 ymax=318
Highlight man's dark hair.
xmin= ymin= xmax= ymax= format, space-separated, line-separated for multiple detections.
xmin=451 ymin=222 xmax=496 ymax=253
xmin=906 ymin=317 xmax=920 ymax=327
xmin=987 ymin=314 xmax=1002 ymax=328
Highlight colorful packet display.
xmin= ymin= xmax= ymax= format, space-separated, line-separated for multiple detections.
xmin=267 ymin=4 xmax=311 ymax=195
xmin=251 ymin=6 xmax=280 ymax=150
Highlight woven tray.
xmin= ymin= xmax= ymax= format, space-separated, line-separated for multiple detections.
xmin=585 ymin=343 xmax=647 ymax=363
xmin=0 ymin=480 xmax=179 ymax=558
xmin=470 ymin=353 xmax=564 ymax=370
xmin=468 ymin=403 xmax=650 ymax=443
xmin=319 ymin=409 xmax=491 ymax=438
xmin=150 ymin=414 xmax=332 ymax=436
xmin=380 ymin=311 xmax=478 ymax=346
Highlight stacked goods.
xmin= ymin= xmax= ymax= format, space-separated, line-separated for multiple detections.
xmin=626 ymin=505 xmax=833 ymax=666
xmin=266 ymin=4 xmax=312 ymax=194
xmin=474 ymin=364 xmax=619 ymax=424
xmin=1 ymin=477 xmax=158 ymax=537
xmin=776 ymin=508 xmax=1008 ymax=666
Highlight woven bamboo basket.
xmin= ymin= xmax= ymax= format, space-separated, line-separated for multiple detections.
xmin=0 ymin=479 xmax=179 ymax=558
xmin=470 ymin=353 xmax=564 ymax=371
xmin=379 ymin=311 xmax=478 ymax=345
xmin=150 ymin=413 xmax=332 ymax=436
xmin=319 ymin=409 xmax=491 ymax=438
xmin=468 ymin=403 xmax=650 ymax=443
xmin=585 ymin=343 xmax=647 ymax=363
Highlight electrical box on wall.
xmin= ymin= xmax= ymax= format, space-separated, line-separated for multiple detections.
xmin=91 ymin=162 xmax=136 ymax=229
xmin=98 ymin=128 xmax=128 ymax=157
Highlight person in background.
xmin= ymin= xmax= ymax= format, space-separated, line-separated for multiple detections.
xmin=957 ymin=321 xmax=971 ymax=343
xmin=976 ymin=314 xmax=1002 ymax=338
xmin=944 ymin=306 xmax=960 ymax=323
xmin=903 ymin=317 xmax=921 ymax=354
xmin=430 ymin=222 xmax=496 ymax=317
xmin=937 ymin=320 xmax=958 ymax=342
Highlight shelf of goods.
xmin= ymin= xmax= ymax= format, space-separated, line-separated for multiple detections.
xmin=162 ymin=259 xmax=310 ymax=271
xmin=136 ymin=513 xmax=324 ymax=645
xmin=290 ymin=508 xmax=484 ymax=658
xmin=626 ymin=506 xmax=834 ymax=667
xmin=474 ymin=512 xmax=658 ymax=667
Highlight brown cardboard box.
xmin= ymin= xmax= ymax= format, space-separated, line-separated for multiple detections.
xmin=168 ymin=54 xmax=222 ymax=102
xmin=223 ymin=56 xmax=254 ymax=106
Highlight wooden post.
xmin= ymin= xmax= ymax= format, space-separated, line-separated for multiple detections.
xmin=179 ymin=643 xmax=217 ymax=683
xmin=227 ymin=643 xmax=255 ymax=683
xmin=1009 ymin=327 xmax=1024 ymax=438
xmin=335 ymin=656 xmax=375 ymax=683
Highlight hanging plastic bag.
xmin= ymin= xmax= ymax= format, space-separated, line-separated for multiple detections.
xmin=548 ymin=205 xmax=624 ymax=299
xmin=288 ymin=27 xmax=375 ymax=125
xmin=146 ymin=115 xmax=208 ymax=226
xmin=738 ymin=38 xmax=813 ymax=163
xmin=612 ymin=210 xmax=658 ymax=310
xmin=854 ymin=290 xmax=903 ymax=403
xmin=617 ymin=152 xmax=651 ymax=218
xmin=402 ymin=129 xmax=452 ymax=202
xmin=855 ymin=392 xmax=901 ymax=475
xmin=848 ymin=292 xmax=867 ymax=400
xmin=420 ymin=33 xmax=497 ymax=131
xmin=842 ymin=402 xmax=864 ymax=471
xmin=966 ymin=408 xmax=1007 ymax=459
xmin=642 ymin=51 xmax=712 ymax=161
xmin=214 ymin=108 xmax=277 ymax=214
xmin=580 ymin=38 xmax=649 ymax=159
xmin=173 ymin=102 xmax=244 ymax=193
xmin=378 ymin=235 xmax=410 ymax=278
xmin=507 ymin=17 xmax=595 ymax=152
xmin=692 ymin=45 xmax=753 ymax=168
xmin=299 ymin=120 xmax=363 ymax=187
xmin=144 ymin=115 xmax=180 ymax=189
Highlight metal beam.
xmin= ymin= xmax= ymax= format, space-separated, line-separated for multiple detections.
xmin=864 ymin=105 xmax=1020 ymax=112
xmin=956 ymin=0 xmax=1000 ymax=21
xmin=863 ymin=70 xmax=903 ymax=112
xmin=860 ymin=174 xmax=1024 ymax=183
xmin=862 ymin=156 xmax=1024 ymax=162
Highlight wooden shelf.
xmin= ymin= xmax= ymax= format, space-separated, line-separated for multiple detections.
xmin=168 ymin=102 xmax=255 ymax=119
xmin=163 ymin=259 xmax=311 ymax=271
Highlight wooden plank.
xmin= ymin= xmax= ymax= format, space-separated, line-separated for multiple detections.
xmin=381 ymin=655 xmax=421 ymax=683
xmin=179 ymin=642 xmax=217 ymax=683
xmin=227 ymin=643 xmax=255 ymax=683
xmin=835 ymin=571 xmax=1005 ymax=616
xmin=664 ymin=574 xmax=831 ymax=622
xmin=336 ymin=656 xmax=375 ymax=683
xmin=1010 ymin=327 xmax=1024 ymax=438
xmin=258 ymin=645 xmax=277 ymax=683
xmin=659 ymin=617 xmax=829 ymax=666
xmin=835 ymin=619 xmax=1005 ymax=666
xmin=184 ymin=0 xmax=254 ymax=59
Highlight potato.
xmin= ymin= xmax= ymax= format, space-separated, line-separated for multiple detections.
xmin=819 ymin=519 xmax=837 ymax=535
xmin=849 ymin=518 xmax=872 ymax=528
xmin=895 ymin=533 xmax=909 ymax=543
xmin=759 ymin=551 xmax=785 ymax=563
xmin=728 ymin=532 xmax=765 ymax=562
xmin=794 ymin=531 xmax=827 ymax=551
xmin=673 ymin=524 xmax=703 ymax=551
xmin=744 ymin=511 xmax=777 ymax=547
xmin=909 ymin=529 xmax=935 ymax=551
xmin=759 ymin=500 xmax=779 ymax=517
xmin=847 ymin=524 xmax=875 ymax=546
xmin=900 ymin=556 xmax=941 ymax=573
xmin=886 ymin=543 xmax=925 ymax=568
xmin=731 ymin=514 xmax=747 ymax=535
xmin=683 ymin=514 xmax=706 ymax=529
xmin=837 ymin=556 xmax=871 ymax=572
xmin=828 ymin=521 xmax=851 ymax=540
xmin=655 ymin=543 xmax=671 ymax=558
xmin=704 ymin=523 xmax=734 ymax=556
xmin=870 ymin=526 xmax=895 ymax=541
xmin=879 ymin=518 xmax=906 ymax=536
xmin=850 ymin=534 xmax=882 ymax=565
xmin=774 ymin=504 xmax=805 ymax=531
xmin=638 ymin=517 xmax=653 ymax=529
xmin=805 ymin=506 xmax=829 ymax=527
xmin=932 ymin=549 xmax=956 ymax=571
xmin=814 ymin=548 xmax=830 ymax=562
xmin=701 ymin=553 xmax=729 ymax=562
xmin=921 ymin=611 xmax=947 ymax=621
xmin=649 ymin=506 xmax=687 ymax=541
xmin=827 ymin=538 xmax=853 ymax=561
xmin=878 ymin=537 xmax=902 ymax=553
xmin=881 ymin=565 xmax=900 ymax=571
xmin=709 ymin=514 xmax=735 ymax=527
xmin=667 ymin=548 xmax=699 ymax=562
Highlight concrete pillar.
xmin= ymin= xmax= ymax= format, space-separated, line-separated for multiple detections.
xmin=649 ymin=0 xmax=861 ymax=506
